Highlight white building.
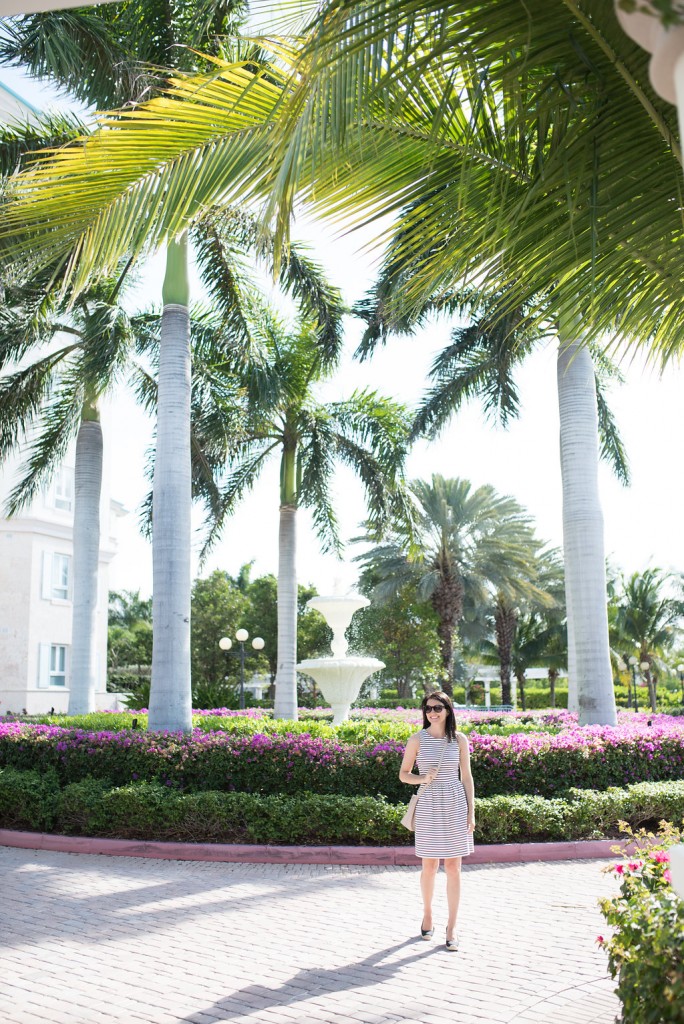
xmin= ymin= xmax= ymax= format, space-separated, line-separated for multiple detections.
xmin=0 ymin=429 xmax=127 ymax=714
xmin=0 ymin=80 xmax=126 ymax=714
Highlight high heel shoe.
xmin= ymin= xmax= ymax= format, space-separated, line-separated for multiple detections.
xmin=445 ymin=930 xmax=459 ymax=952
xmin=420 ymin=921 xmax=434 ymax=940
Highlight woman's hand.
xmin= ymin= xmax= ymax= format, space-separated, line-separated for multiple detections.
xmin=467 ymin=813 xmax=476 ymax=833
xmin=423 ymin=767 xmax=439 ymax=784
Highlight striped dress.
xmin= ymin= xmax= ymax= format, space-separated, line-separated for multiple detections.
xmin=414 ymin=729 xmax=475 ymax=859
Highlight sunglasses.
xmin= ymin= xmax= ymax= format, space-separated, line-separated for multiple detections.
xmin=425 ymin=704 xmax=446 ymax=713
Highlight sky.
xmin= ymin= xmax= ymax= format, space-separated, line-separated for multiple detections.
xmin=4 ymin=65 xmax=684 ymax=602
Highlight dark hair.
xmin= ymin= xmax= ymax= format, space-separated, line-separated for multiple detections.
xmin=421 ymin=690 xmax=457 ymax=740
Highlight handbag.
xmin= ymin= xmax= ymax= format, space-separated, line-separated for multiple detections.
xmin=401 ymin=738 xmax=448 ymax=831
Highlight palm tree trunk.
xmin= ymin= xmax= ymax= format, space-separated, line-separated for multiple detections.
xmin=557 ymin=333 xmax=617 ymax=727
xmin=548 ymin=667 xmax=559 ymax=708
xmin=148 ymin=236 xmax=193 ymax=734
xmin=274 ymin=503 xmax=298 ymax=720
xmin=517 ymin=672 xmax=527 ymax=712
xmin=566 ymin=602 xmax=578 ymax=714
xmin=68 ymin=406 xmax=103 ymax=715
xmin=494 ymin=597 xmax=517 ymax=706
xmin=430 ymin=574 xmax=463 ymax=696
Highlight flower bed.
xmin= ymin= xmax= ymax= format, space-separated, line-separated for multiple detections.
xmin=1 ymin=713 xmax=683 ymax=800
xmin=599 ymin=824 xmax=684 ymax=1022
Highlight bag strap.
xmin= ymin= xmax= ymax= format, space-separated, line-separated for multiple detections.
xmin=416 ymin=736 xmax=449 ymax=801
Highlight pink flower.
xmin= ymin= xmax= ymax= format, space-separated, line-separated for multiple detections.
xmin=663 ymin=869 xmax=673 ymax=884
xmin=627 ymin=861 xmax=643 ymax=871
xmin=614 ymin=864 xmax=625 ymax=874
xmin=595 ymin=935 xmax=605 ymax=945
xmin=653 ymin=851 xmax=670 ymax=864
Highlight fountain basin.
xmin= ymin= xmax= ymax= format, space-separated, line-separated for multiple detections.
xmin=297 ymin=657 xmax=384 ymax=725
xmin=306 ymin=595 xmax=370 ymax=658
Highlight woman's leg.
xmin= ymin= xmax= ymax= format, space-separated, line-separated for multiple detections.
xmin=420 ymin=857 xmax=440 ymax=929
xmin=444 ymin=857 xmax=462 ymax=939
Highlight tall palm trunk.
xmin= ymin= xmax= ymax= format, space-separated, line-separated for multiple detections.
xmin=516 ymin=671 xmax=527 ymax=711
xmin=557 ymin=333 xmax=617 ymax=727
xmin=68 ymin=403 xmax=102 ymax=714
xmin=148 ymin=236 xmax=193 ymax=733
xmin=430 ymin=572 xmax=463 ymax=696
xmin=274 ymin=445 xmax=298 ymax=720
xmin=494 ymin=595 xmax=517 ymax=706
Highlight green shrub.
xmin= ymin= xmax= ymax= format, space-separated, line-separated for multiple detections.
xmin=2 ymin=767 xmax=684 ymax=845
xmin=599 ymin=823 xmax=684 ymax=1023
xmin=0 ymin=767 xmax=59 ymax=830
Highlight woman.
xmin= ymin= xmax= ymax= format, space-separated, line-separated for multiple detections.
xmin=399 ymin=690 xmax=475 ymax=951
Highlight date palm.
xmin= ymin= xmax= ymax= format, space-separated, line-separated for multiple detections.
xmin=357 ymin=475 xmax=543 ymax=694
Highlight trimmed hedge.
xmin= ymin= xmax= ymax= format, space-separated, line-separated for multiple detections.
xmin=2 ymin=719 xmax=684 ymax=800
xmin=2 ymin=768 xmax=683 ymax=845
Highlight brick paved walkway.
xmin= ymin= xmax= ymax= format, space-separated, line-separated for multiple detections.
xmin=0 ymin=848 xmax=620 ymax=1024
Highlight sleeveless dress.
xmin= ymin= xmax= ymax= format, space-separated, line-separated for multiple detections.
xmin=414 ymin=729 xmax=475 ymax=859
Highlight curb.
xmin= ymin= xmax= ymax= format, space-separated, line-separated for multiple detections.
xmin=0 ymin=830 xmax=629 ymax=865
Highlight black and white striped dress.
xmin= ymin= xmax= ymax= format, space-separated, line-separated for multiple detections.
xmin=414 ymin=729 xmax=474 ymax=859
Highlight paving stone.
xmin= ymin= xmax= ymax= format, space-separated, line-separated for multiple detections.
xmin=0 ymin=847 xmax=620 ymax=1024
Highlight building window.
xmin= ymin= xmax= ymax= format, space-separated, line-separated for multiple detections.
xmin=49 ymin=466 xmax=74 ymax=512
xmin=38 ymin=644 xmax=68 ymax=688
xmin=41 ymin=551 xmax=72 ymax=601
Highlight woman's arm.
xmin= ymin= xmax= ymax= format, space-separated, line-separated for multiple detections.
xmin=457 ymin=733 xmax=476 ymax=832
xmin=399 ymin=734 xmax=438 ymax=785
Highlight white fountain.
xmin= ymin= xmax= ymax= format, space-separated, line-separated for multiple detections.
xmin=297 ymin=594 xmax=385 ymax=724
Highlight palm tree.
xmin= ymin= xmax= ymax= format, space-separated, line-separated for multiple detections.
xmin=357 ymin=475 xmax=544 ymax=694
xmin=493 ymin=549 xmax=565 ymax=706
xmin=0 ymin=2 xmax=282 ymax=732
xmin=109 ymin=589 xmax=152 ymax=629
xmin=189 ymin=306 xmax=411 ymax=719
xmin=510 ymin=612 xmax=568 ymax=712
xmin=398 ymin=294 xmax=627 ymax=720
xmin=2 ymin=6 xmax=682 ymax=727
xmin=611 ymin=568 xmax=684 ymax=712
xmin=0 ymin=262 xmax=142 ymax=713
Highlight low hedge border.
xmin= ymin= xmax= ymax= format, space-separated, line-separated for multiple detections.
xmin=1 ymin=768 xmax=683 ymax=845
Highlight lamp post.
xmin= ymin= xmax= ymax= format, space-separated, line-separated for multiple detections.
xmin=628 ymin=656 xmax=639 ymax=712
xmin=640 ymin=659 xmax=655 ymax=712
xmin=616 ymin=657 xmax=629 ymax=708
xmin=219 ymin=630 xmax=265 ymax=710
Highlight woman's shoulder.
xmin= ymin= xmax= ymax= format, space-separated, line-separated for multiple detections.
xmin=406 ymin=729 xmax=424 ymax=746
xmin=454 ymin=730 xmax=469 ymax=746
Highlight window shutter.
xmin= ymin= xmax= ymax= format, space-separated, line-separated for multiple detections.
xmin=38 ymin=644 xmax=51 ymax=687
xmin=41 ymin=552 xmax=53 ymax=600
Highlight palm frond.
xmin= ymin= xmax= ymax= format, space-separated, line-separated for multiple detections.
xmin=0 ymin=111 xmax=88 ymax=178
xmin=201 ymin=441 xmax=278 ymax=557
xmin=4 ymin=377 xmax=82 ymax=515
xmin=298 ymin=409 xmax=340 ymax=553
xmin=1 ymin=60 xmax=288 ymax=291
xmin=594 ymin=362 xmax=631 ymax=486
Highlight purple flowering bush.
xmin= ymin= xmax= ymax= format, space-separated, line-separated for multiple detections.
xmin=1 ymin=714 xmax=683 ymax=800
xmin=0 ymin=722 xmax=409 ymax=799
